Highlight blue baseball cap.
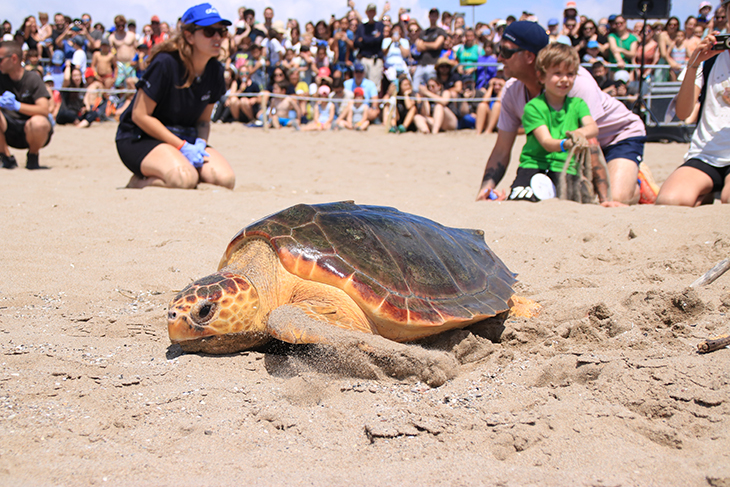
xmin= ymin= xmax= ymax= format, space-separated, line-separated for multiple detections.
xmin=52 ymin=50 xmax=65 ymax=65
xmin=502 ymin=21 xmax=549 ymax=54
xmin=586 ymin=39 xmax=599 ymax=48
xmin=182 ymin=3 xmax=231 ymax=26
xmin=548 ymin=18 xmax=559 ymax=26
xmin=353 ymin=62 xmax=365 ymax=72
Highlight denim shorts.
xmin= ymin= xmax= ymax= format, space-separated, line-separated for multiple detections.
xmin=601 ymin=136 xmax=646 ymax=165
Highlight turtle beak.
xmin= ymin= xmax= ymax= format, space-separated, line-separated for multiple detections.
xmin=167 ymin=300 xmax=220 ymax=343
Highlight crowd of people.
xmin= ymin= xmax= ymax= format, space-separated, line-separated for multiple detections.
xmin=0 ymin=1 xmax=728 ymax=206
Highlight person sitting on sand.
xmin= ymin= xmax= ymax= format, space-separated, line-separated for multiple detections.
xmin=115 ymin=3 xmax=235 ymax=190
xmin=656 ymin=15 xmax=730 ymax=207
xmin=475 ymin=21 xmax=651 ymax=206
xmin=0 ymin=40 xmax=53 ymax=170
xmin=300 ymin=84 xmax=335 ymax=131
xmin=337 ymin=86 xmax=370 ymax=131
xmin=507 ymin=42 xmax=598 ymax=202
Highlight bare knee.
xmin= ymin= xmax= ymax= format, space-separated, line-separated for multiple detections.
xmin=165 ymin=165 xmax=199 ymax=189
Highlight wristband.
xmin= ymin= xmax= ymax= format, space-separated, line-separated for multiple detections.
xmin=560 ymin=139 xmax=567 ymax=152
xmin=176 ymin=141 xmax=185 ymax=150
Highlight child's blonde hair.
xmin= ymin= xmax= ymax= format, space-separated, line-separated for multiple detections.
xmin=535 ymin=42 xmax=580 ymax=79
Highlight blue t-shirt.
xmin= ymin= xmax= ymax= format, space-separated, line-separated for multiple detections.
xmin=344 ymin=78 xmax=378 ymax=104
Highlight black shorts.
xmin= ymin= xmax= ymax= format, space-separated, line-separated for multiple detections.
xmin=508 ymin=167 xmax=581 ymax=202
xmin=3 ymin=112 xmax=53 ymax=149
xmin=116 ymin=135 xmax=164 ymax=177
xmin=682 ymin=158 xmax=730 ymax=192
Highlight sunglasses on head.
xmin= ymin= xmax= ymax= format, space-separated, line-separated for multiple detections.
xmin=196 ymin=25 xmax=228 ymax=38
xmin=499 ymin=45 xmax=524 ymax=59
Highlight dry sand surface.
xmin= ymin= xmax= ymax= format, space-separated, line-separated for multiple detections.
xmin=1 ymin=123 xmax=729 ymax=486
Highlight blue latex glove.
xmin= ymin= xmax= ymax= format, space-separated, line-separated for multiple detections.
xmin=0 ymin=92 xmax=21 ymax=112
xmin=179 ymin=138 xmax=209 ymax=168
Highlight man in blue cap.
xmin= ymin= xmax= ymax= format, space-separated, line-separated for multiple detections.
xmin=476 ymin=21 xmax=650 ymax=205
xmin=344 ymin=62 xmax=380 ymax=122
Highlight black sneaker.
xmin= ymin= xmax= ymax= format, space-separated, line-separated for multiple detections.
xmin=26 ymin=153 xmax=40 ymax=170
xmin=1 ymin=154 xmax=18 ymax=169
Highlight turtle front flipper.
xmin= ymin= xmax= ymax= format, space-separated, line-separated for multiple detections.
xmin=266 ymin=303 xmax=373 ymax=345
xmin=266 ymin=304 xmax=458 ymax=387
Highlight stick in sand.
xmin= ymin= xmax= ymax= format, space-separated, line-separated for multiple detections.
xmin=690 ymin=258 xmax=730 ymax=288
xmin=697 ymin=335 xmax=730 ymax=353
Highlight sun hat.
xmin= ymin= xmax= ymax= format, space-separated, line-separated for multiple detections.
xmin=435 ymin=57 xmax=456 ymax=69
xmin=565 ymin=1 xmax=577 ymax=10
xmin=318 ymin=84 xmax=331 ymax=96
xmin=271 ymin=20 xmax=286 ymax=34
xmin=700 ymin=1 xmax=712 ymax=8
xmin=182 ymin=3 xmax=232 ymax=26
xmin=43 ymin=74 xmax=54 ymax=83
xmin=502 ymin=21 xmax=550 ymax=54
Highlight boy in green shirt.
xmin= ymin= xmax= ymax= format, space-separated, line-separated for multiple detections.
xmin=508 ymin=42 xmax=598 ymax=201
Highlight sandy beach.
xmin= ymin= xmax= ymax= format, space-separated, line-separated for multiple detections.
xmin=0 ymin=122 xmax=728 ymax=486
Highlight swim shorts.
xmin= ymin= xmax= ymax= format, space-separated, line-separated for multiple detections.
xmin=601 ymin=136 xmax=646 ymax=165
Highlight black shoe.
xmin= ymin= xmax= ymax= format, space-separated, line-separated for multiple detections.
xmin=1 ymin=154 xmax=18 ymax=169
xmin=26 ymin=153 xmax=40 ymax=170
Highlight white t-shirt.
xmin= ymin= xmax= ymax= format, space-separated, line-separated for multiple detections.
xmin=498 ymin=66 xmax=646 ymax=148
xmin=680 ymin=50 xmax=730 ymax=167
xmin=381 ymin=37 xmax=410 ymax=72
xmin=264 ymin=38 xmax=285 ymax=66
xmin=72 ymin=49 xmax=88 ymax=72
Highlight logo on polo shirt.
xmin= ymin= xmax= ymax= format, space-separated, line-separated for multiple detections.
xmin=201 ymin=92 xmax=211 ymax=102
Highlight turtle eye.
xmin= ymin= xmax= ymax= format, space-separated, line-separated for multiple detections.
xmin=191 ymin=300 xmax=217 ymax=325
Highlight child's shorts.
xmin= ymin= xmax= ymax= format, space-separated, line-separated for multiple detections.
xmin=508 ymin=167 xmax=580 ymax=202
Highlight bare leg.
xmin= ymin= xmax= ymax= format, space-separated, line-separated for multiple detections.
xmin=607 ymin=157 xmax=640 ymax=205
xmin=0 ymin=111 xmax=10 ymax=156
xmin=431 ymin=104 xmax=444 ymax=134
xmin=413 ymin=114 xmax=430 ymax=134
xmin=656 ymin=166 xmax=715 ymax=207
xmin=198 ymin=146 xmax=235 ymax=189
xmin=475 ymin=101 xmax=490 ymax=135
xmin=485 ymin=101 xmax=501 ymax=134
xmin=129 ymin=143 xmax=200 ymax=189
xmin=440 ymin=106 xmax=458 ymax=132
xmin=24 ymin=115 xmax=51 ymax=154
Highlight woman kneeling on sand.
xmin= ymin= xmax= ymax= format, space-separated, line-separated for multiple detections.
xmin=115 ymin=3 xmax=235 ymax=189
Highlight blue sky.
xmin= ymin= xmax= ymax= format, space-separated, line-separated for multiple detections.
xmin=5 ymin=0 xmax=701 ymax=33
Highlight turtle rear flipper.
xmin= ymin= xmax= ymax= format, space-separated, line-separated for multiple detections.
xmin=508 ymin=296 xmax=542 ymax=318
xmin=266 ymin=304 xmax=458 ymax=386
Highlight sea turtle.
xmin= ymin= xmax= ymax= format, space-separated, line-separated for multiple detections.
xmin=167 ymin=201 xmax=539 ymax=355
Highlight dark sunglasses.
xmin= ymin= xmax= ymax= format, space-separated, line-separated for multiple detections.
xmin=499 ymin=45 xmax=524 ymax=59
xmin=196 ymin=26 xmax=228 ymax=38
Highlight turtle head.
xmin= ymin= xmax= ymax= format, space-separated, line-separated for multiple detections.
xmin=167 ymin=272 xmax=269 ymax=353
